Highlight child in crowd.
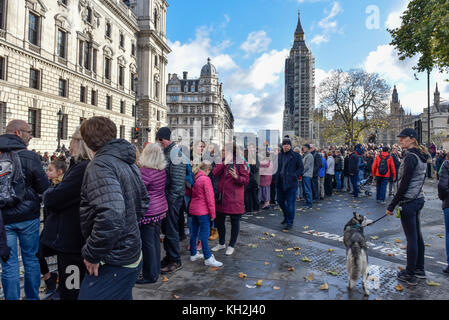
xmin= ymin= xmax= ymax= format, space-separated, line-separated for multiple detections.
xmin=188 ymin=162 xmax=223 ymax=267
xmin=38 ymin=157 xmax=68 ymax=295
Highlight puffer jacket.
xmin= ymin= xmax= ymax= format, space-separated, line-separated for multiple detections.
xmin=213 ymin=159 xmax=249 ymax=214
xmin=80 ymin=139 xmax=149 ymax=266
xmin=41 ymin=159 xmax=89 ymax=254
xmin=0 ymin=134 xmax=50 ymax=224
xmin=189 ymin=171 xmax=216 ymax=219
xmin=140 ymin=167 xmax=168 ymax=217
xmin=164 ymin=142 xmax=187 ymax=203
xmin=438 ymin=160 xmax=449 ymax=209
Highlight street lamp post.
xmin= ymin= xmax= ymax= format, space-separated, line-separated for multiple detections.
xmin=56 ymin=109 xmax=63 ymax=153
xmin=350 ymin=91 xmax=355 ymax=146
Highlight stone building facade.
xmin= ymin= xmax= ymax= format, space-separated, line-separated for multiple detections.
xmin=283 ymin=10 xmax=316 ymax=143
xmin=0 ymin=0 xmax=169 ymax=152
xmin=166 ymin=58 xmax=234 ymax=147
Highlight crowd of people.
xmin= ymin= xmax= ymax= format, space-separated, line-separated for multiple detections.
xmin=1 ymin=117 xmax=449 ymax=300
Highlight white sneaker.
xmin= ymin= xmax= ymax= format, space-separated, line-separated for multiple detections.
xmin=211 ymin=244 xmax=226 ymax=252
xmin=204 ymin=255 xmax=223 ymax=267
xmin=225 ymin=246 xmax=235 ymax=256
xmin=190 ymin=252 xmax=204 ymax=262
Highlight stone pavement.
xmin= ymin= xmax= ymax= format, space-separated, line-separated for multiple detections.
xmin=133 ymin=213 xmax=449 ymax=300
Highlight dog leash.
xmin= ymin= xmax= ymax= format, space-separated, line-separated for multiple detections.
xmin=366 ymin=214 xmax=388 ymax=226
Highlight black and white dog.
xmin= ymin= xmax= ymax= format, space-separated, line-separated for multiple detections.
xmin=343 ymin=212 xmax=373 ymax=296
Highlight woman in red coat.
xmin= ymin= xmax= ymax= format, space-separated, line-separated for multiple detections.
xmin=211 ymin=144 xmax=249 ymax=256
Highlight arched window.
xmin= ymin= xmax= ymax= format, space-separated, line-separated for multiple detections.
xmin=153 ymin=9 xmax=158 ymax=31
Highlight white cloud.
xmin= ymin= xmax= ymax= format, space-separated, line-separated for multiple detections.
xmin=385 ymin=0 xmax=411 ymax=30
xmin=240 ymin=31 xmax=272 ymax=57
xmin=311 ymin=34 xmax=329 ymax=45
xmin=227 ymin=49 xmax=289 ymax=91
xmin=364 ymin=44 xmax=418 ymax=82
xmin=167 ymin=27 xmax=237 ymax=78
xmin=399 ymin=89 xmax=427 ymax=115
xmin=315 ymin=68 xmax=332 ymax=87
xmin=311 ymin=1 xmax=343 ymax=46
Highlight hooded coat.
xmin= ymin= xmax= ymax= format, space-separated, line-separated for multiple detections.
xmin=80 ymin=139 xmax=149 ymax=266
xmin=372 ymin=152 xmax=397 ymax=179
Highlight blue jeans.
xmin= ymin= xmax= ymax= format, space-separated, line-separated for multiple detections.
xmin=277 ymin=187 xmax=297 ymax=225
xmin=351 ymin=175 xmax=359 ymax=197
xmin=400 ymin=198 xmax=425 ymax=275
xmin=444 ymin=208 xmax=449 ymax=265
xmin=302 ymin=177 xmax=313 ymax=207
xmin=140 ymin=221 xmax=162 ymax=283
xmin=1 ymin=218 xmax=41 ymax=300
xmin=335 ymin=171 xmax=342 ymax=190
xmin=190 ymin=215 xmax=211 ymax=259
xmin=78 ymin=261 xmax=142 ymax=300
xmin=376 ymin=177 xmax=389 ymax=201
xmin=297 ymin=180 xmax=303 ymax=199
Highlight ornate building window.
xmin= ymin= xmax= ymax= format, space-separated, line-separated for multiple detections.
xmin=0 ymin=56 xmax=5 ymax=80
xmin=28 ymin=108 xmax=41 ymax=138
xmin=58 ymin=78 xmax=67 ymax=97
xmin=105 ymin=21 xmax=111 ymax=38
xmin=28 ymin=12 xmax=40 ymax=46
xmin=29 ymin=68 xmax=40 ymax=90
xmin=0 ymin=0 xmax=7 ymax=31
xmin=57 ymin=29 xmax=67 ymax=59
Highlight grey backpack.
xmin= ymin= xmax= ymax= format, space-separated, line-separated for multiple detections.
xmin=0 ymin=150 xmax=25 ymax=208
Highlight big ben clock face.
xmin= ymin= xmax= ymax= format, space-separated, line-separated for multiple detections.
xmin=295 ymin=34 xmax=304 ymax=41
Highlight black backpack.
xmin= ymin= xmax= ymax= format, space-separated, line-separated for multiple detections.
xmin=0 ymin=150 xmax=26 ymax=208
xmin=378 ymin=155 xmax=390 ymax=176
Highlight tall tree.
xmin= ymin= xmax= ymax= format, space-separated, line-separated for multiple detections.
xmin=388 ymin=0 xmax=449 ymax=76
xmin=317 ymin=69 xmax=390 ymax=145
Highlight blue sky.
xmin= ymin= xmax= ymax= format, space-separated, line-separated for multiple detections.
xmin=166 ymin=0 xmax=449 ymax=132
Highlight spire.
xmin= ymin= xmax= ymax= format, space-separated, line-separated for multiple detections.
xmin=392 ymin=85 xmax=399 ymax=104
xmin=294 ymin=9 xmax=305 ymax=42
xmin=295 ymin=9 xmax=304 ymax=35
xmin=436 ymin=82 xmax=439 ymax=93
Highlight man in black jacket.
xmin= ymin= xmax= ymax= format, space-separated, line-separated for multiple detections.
xmin=0 ymin=120 xmax=50 ymax=300
xmin=310 ymin=145 xmax=322 ymax=201
xmin=348 ymin=148 xmax=360 ymax=197
xmin=78 ymin=117 xmax=149 ymax=300
xmin=156 ymin=127 xmax=187 ymax=274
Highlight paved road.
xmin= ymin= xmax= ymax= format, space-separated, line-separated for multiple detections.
xmin=133 ymin=179 xmax=449 ymax=300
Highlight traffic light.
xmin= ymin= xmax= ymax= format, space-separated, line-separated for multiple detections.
xmin=133 ymin=127 xmax=140 ymax=141
xmin=414 ymin=120 xmax=422 ymax=144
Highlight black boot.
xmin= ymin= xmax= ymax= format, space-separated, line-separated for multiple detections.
xmin=44 ymin=272 xmax=58 ymax=295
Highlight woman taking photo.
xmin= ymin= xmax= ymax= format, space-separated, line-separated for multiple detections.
xmin=211 ymin=143 xmax=249 ymax=256
xmin=387 ymin=128 xmax=429 ymax=285
xmin=41 ymin=127 xmax=93 ymax=299
xmin=137 ymin=143 xmax=168 ymax=284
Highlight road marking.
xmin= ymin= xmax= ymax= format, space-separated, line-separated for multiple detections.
xmin=437 ymin=261 xmax=447 ymax=266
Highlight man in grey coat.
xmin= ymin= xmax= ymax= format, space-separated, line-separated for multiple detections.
xmin=156 ymin=127 xmax=187 ymax=274
xmin=302 ymin=144 xmax=314 ymax=208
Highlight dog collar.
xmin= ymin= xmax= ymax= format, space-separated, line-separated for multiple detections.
xmin=351 ymin=224 xmax=362 ymax=229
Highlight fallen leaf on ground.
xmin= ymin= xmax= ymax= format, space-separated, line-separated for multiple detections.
xmin=424 ymin=244 xmax=431 ymax=247
xmin=173 ymin=295 xmax=180 ymax=299
xmin=239 ymin=272 xmax=248 ymax=278
xmin=437 ymin=234 xmax=444 ymax=239
xmin=255 ymin=280 xmax=263 ymax=287
xmin=328 ymin=249 xmax=334 ymax=252
xmin=400 ymin=246 xmax=406 ymax=250
xmin=273 ymin=286 xmax=281 ymax=290
xmin=286 ymin=248 xmax=294 ymax=251
xmin=426 ymin=280 xmax=441 ymax=287
xmin=288 ymin=266 xmax=295 ymax=272
xmin=264 ymin=262 xmax=270 ymax=266
xmin=307 ymin=231 xmax=313 ymax=234
xmin=370 ymin=236 xmax=379 ymax=240
xmin=260 ymin=237 xmax=268 ymax=240
xmin=162 ymin=276 xmax=169 ymax=282
xmin=271 ymin=233 xmax=276 ymax=238
xmin=308 ymin=240 xmax=313 ymax=242
xmin=328 ymin=271 xmax=339 ymax=276
xmin=398 ymin=266 xmax=404 ymax=271
xmin=294 ymin=247 xmax=301 ymax=250
xmin=320 ymin=283 xmax=329 ymax=290
xmin=274 ymin=249 xmax=283 ymax=252
xmin=303 ymin=226 xmax=309 ymax=230
xmin=249 ymin=244 xmax=258 ymax=248
xmin=264 ymin=232 xmax=270 ymax=235
xmin=367 ymin=212 xmax=371 ymax=215
xmin=301 ymin=257 xmax=312 ymax=263
xmin=282 ymin=229 xmax=289 ymax=233
xmin=383 ymin=229 xmax=388 ymax=232
xmin=294 ymin=252 xmax=300 ymax=256
xmin=305 ymin=274 xmax=314 ymax=282
xmin=209 ymin=267 xmax=220 ymax=271
xmin=277 ymin=254 xmax=284 ymax=258
xmin=388 ymin=253 xmax=395 ymax=257
xmin=394 ymin=238 xmax=402 ymax=243
xmin=395 ymin=284 xmax=404 ymax=291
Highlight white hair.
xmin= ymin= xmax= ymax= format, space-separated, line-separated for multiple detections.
xmin=139 ymin=143 xmax=167 ymax=170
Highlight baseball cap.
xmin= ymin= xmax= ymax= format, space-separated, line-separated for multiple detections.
xmin=397 ymin=128 xmax=419 ymax=140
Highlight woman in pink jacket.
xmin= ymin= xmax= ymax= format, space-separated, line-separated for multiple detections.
xmin=189 ymin=162 xmax=223 ymax=267
xmin=211 ymin=144 xmax=250 ymax=256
